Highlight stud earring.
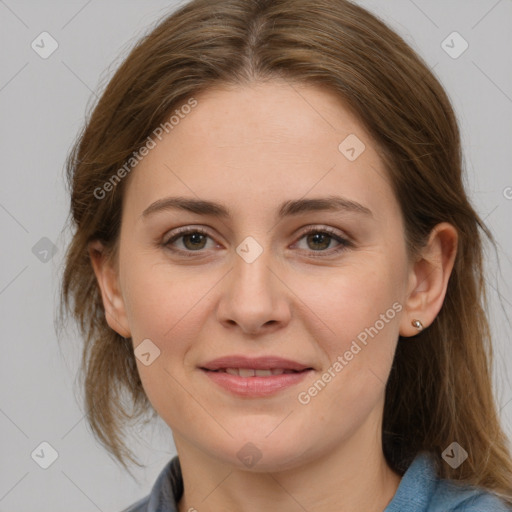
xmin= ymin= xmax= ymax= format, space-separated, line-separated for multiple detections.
xmin=411 ymin=319 xmax=424 ymax=331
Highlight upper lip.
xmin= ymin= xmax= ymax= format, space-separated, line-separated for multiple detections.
xmin=201 ymin=356 xmax=313 ymax=371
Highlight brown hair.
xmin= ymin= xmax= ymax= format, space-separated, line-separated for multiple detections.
xmin=59 ymin=0 xmax=512 ymax=501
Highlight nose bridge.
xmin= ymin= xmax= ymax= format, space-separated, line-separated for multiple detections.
xmin=231 ymin=240 xmax=275 ymax=300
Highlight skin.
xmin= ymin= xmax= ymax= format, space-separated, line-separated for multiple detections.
xmin=90 ymin=80 xmax=458 ymax=512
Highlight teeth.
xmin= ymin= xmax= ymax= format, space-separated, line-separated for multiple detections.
xmin=221 ymin=368 xmax=297 ymax=377
xmin=255 ymin=369 xmax=272 ymax=377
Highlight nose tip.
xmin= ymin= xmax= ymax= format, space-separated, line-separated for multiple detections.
xmin=224 ymin=317 xmax=280 ymax=336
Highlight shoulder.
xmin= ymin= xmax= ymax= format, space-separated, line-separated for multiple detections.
xmin=118 ymin=456 xmax=182 ymax=512
xmin=385 ymin=451 xmax=512 ymax=512
xmin=429 ymin=478 xmax=512 ymax=511
xmin=120 ymin=496 xmax=149 ymax=512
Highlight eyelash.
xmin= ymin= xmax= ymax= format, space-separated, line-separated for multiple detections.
xmin=162 ymin=226 xmax=352 ymax=258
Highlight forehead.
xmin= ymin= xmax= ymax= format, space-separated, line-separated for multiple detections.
xmin=123 ymin=81 xmax=398 ymax=223
xmin=175 ymin=81 xmax=367 ymax=154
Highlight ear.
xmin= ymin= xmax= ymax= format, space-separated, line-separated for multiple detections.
xmin=400 ymin=222 xmax=458 ymax=337
xmin=88 ymin=240 xmax=131 ymax=338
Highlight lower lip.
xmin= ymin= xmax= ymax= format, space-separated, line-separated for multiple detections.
xmin=201 ymin=369 xmax=312 ymax=397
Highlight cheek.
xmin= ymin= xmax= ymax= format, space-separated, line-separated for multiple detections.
xmin=296 ymin=261 xmax=403 ymax=351
xmin=120 ymin=258 xmax=215 ymax=421
xmin=292 ymin=267 xmax=403 ymax=431
xmin=121 ymin=256 xmax=215 ymax=343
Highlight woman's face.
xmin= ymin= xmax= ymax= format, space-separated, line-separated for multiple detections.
xmin=106 ymin=81 xmax=416 ymax=470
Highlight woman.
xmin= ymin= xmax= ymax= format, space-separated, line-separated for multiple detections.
xmin=60 ymin=0 xmax=512 ymax=510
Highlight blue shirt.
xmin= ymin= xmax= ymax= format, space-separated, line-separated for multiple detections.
xmin=122 ymin=451 xmax=511 ymax=511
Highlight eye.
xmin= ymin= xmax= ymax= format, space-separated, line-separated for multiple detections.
xmin=163 ymin=227 xmax=217 ymax=253
xmin=162 ymin=225 xmax=352 ymax=257
xmin=293 ymin=227 xmax=351 ymax=255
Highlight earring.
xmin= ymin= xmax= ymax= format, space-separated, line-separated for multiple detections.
xmin=411 ymin=319 xmax=424 ymax=331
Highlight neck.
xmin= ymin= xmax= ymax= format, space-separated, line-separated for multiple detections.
xmin=174 ymin=426 xmax=401 ymax=512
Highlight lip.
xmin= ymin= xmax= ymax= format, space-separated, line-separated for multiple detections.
xmin=201 ymin=368 xmax=313 ymax=397
xmin=199 ymin=355 xmax=314 ymax=398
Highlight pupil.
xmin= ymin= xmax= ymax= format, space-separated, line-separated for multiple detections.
xmin=184 ymin=233 xmax=206 ymax=250
xmin=308 ymin=233 xmax=330 ymax=250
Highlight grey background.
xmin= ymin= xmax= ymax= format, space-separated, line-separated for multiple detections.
xmin=0 ymin=0 xmax=511 ymax=510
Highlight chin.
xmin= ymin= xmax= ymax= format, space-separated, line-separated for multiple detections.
xmin=203 ymin=432 xmax=314 ymax=473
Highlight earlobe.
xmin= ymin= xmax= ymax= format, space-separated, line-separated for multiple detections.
xmin=400 ymin=222 xmax=458 ymax=338
xmin=88 ymin=240 xmax=131 ymax=338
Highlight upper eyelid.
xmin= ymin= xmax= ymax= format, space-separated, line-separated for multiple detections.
xmin=163 ymin=225 xmax=213 ymax=242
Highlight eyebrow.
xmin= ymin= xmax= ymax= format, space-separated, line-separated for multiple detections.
xmin=140 ymin=195 xmax=373 ymax=220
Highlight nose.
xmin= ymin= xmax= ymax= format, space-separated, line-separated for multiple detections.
xmin=216 ymin=247 xmax=292 ymax=335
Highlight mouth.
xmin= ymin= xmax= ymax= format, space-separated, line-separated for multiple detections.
xmin=199 ymin=356 xmax=314 ymax=397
